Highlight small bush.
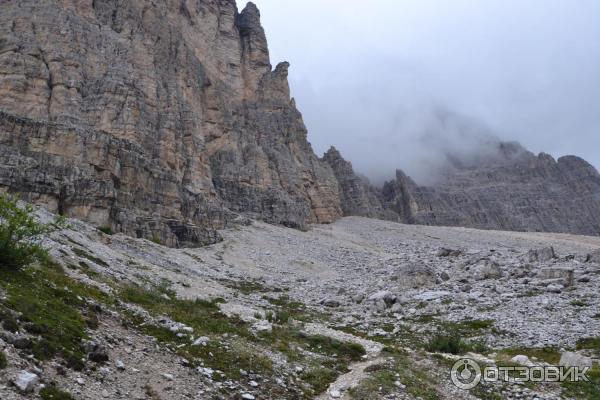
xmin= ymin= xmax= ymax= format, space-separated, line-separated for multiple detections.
xmin=0 ymin=194 xmax=64 ymax=270
xmin=426 ymin=331 xmax=486 ymax=355
xmin=40 ymin=384 xmax=75 ymax=400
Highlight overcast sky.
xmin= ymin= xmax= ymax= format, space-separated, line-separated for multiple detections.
xmin=237 ymin=0 xmax=600 ymax=183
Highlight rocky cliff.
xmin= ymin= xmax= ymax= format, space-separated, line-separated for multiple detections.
xmin=0 ymin=0 xmax=342 ymax=246
xmin=1 ymin=1 xmax=600 ymax=244
xmin=382 ymin=143 xmax=600 ymax=235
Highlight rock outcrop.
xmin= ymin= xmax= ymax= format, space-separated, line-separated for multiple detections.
xmin=1 ymin=1 xmax=600 ymax=244
xmin=0 ymin=0 xmax=341 ymax=246
xmin=322 ymin=147 xmax=394 ymax=220
xmin=382 ymin=143 xmax=600 ymax=236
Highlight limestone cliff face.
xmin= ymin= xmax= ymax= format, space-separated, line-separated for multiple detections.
xmin=0 ymin=0 xmax=342 ymax=245
xmin=382 ymin=145 xmax=600 ymax=236
xmin=322 ymin=147 xmax=396 ymax=220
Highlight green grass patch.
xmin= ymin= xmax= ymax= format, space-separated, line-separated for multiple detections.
xmin=119 ymin=283 xmax=276 ymax=379
xmin=350 ymin=348 xmax=439 ymax=400
xmin=577 ymin=337 xmax=600 ymax=352
xmin=0 ymin=260 xmax=112 ymax=368
xmin=499 ymin=347 xmax=561 ymax=365
xmin=571 ymin=299 xmax=589 ymax=307
xmin=301 ymin=367 xmax=339 ymax=395
xmin=263 ymin=295 xmax=311 ymax=321
xmin=561 ymin=365 xmax=600 ymax=400
xmin=40 ymin=384 xmax=75 ymax=400
xmin=119 ymin=283 xmax=247 ymax=336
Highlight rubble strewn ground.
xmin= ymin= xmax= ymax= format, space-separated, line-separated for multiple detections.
xmin=1 ymin=210 xmax=599 ymax=399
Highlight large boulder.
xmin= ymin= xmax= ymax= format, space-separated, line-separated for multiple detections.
xmin=391 ymin=263 xmax=437 ymax=289
xmin=528 ymin=247 xmax=557 ymax=263
xmin=472 ymin=260 xmax=504 ymax=280
xmin=367 ymin=290 xmax=397 ymax=310
xmin=538 ymin=267 xmax=574 ymax=287
xmin=559 ymin=352 xmax=593 ymax=369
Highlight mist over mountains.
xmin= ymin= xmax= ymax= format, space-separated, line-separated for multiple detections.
xmin=243 ymin=0 xmax=600 ymax=184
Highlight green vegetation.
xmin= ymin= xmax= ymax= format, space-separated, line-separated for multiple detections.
xmin=263 ymin=294 xmax=312 ymax=322
xmin=40 ymin=384 xmax=76 ymax=400
xmin=120 ymin=284 xmax=247 ymax=336
xmin=0 ymin=194 xmax=65 ymax=270
xmin=499 ymin=346 xmax=561 ymax=365
xmin=119 ymin=283 xmax=275 ymax=379
xmin=97 ymin=225 xmax=114 ymax=235
xmin=0 ymin=258 xmax=111 ymax=369
xmin=301 ymin=367 xmax=339 ymax=395
xmin=577 ymin=336 xmax=600 ymax=352
xmin=0 ymin=350 xmax=7 ymax=369
xmin=426 ymin=331 xmax=487 ymax=355
xmin=220 ymin=278 xmax=274 ymax=295
xmin=350 ymin=348 xmax=439 ymax=400
xmin=571 ymin=299 xmax=589 ymax=307
xmin=562 ymin=365 xmax=600 ymax=400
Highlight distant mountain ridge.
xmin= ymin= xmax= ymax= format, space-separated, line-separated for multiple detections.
xmin=1 ymin=0 xmax=599 ymax=244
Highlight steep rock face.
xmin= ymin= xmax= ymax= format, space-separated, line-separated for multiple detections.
xmin=383 ymin=146 xmax=600 ymax=235
xmin=322 ymin=146 xmax=396 ymax=220
xmin=0 ymin=0 xmax=341 ymax=245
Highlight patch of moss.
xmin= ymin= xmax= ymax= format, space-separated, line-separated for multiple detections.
xmin=0 ymin=350 xmax=7 ymax=369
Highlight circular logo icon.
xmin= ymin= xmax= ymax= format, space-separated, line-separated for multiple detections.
xmin=451 ymin=358 xmax=482 ymax=390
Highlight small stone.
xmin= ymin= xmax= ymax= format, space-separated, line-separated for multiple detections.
xmin=241 ymin=394 xmax=255 ymax=400
xmin=329 ymin=389 xmax=342 ymax=398
xmin=161 ymin=373 xmax=174 ymax=381
xmin=321 ymin=298 xmax=341 ymax=308
xmin=76 ymin=377 xmax=86 ymax=385
xmin=546 ymin=284 xmax=563 ymax=293
xmin=249 ymin=380 xmax=259 ymax=387
xmin=192 ymin=336 xmax=210 ymax=346
xmin=511 ymin=355 xmax=534 ymax=366
xmin=115 ymin=360 xmax=125 ymax=371
xmin=12 ymin=371 xmax=39 ymax=393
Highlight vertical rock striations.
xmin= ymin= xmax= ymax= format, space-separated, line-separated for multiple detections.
xmin=322 ymin=146 xmax=396 ymax=220
xmin=0 ymin=0 xmax=342 ymax=245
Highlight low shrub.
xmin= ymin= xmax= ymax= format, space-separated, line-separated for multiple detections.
xmin=0 ymin=194 xmax=65 ymax=270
